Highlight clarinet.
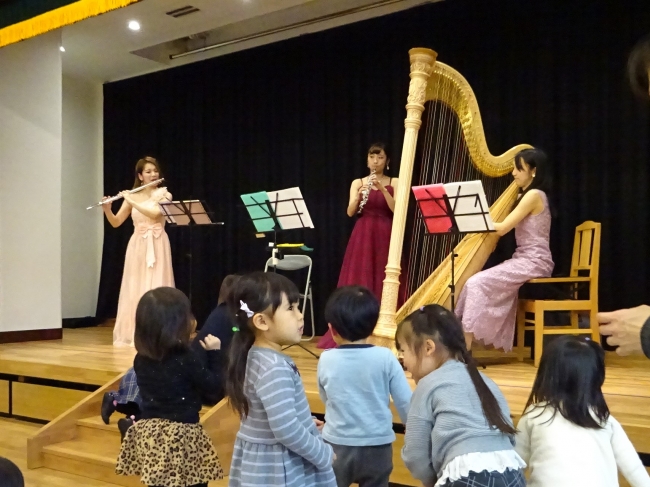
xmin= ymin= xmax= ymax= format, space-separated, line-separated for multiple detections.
xmin=357 ymin=169 xmax=376 ymax=214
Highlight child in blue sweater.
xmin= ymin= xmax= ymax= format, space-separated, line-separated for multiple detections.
xmin=318 ymin=286 xmax=412 ymax=487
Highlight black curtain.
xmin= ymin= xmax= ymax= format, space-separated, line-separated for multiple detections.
xmin=98 ymin=0 xmax=650 ymax=332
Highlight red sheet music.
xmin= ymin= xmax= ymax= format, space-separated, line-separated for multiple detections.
xmin=412 ymin=184 xmax=454 ymax=234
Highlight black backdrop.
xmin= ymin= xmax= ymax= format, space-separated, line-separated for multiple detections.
xmin=98 ymin=0 xmax=650 ymax=332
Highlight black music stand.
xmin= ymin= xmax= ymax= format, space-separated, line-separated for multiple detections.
xmin=413 ymin=181 xmax=495 ymax=312
xmin=161 ymin=200 xmax=224 ymax=302
xmin=241 ymin=188 xmax=318 ymax=359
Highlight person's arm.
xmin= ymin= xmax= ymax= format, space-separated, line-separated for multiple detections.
xmin=598 ymin=305 xmax=650 ymax=358
xmin=186 ymin=344 xmax=225 ymax=401
xmin=256 ymin=365 xmax=333 ymax=470
xmin=610 ymin=416 xmax=650 ymax=486
xmin=316 ymin=359 xmax=328 ymax=405
xmin=374 ymin=177 xmax=398 ymax=213
xmin=121 ymin=191 xmax=162 ymax=220
xmin=514 ymin=413 xmax=532 ymax=464
xmin=493 ymin=190 xmax=543 ymax=236
xmin=347 ymin=179 xmax=365 ymax=217
xmin=102 ymin=199 xmax=132 ymax=228
xmin=388 ymin=353 xmax=412 ymax=424
xmin=401 ymin=413 xmax=436 ymax=485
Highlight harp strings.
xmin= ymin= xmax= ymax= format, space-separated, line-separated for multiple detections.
xmin=405 ymin=72 xmax=511 ymax=298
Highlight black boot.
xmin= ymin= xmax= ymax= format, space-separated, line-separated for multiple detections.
xmin=101 ymin=392 xmax=116 ymax=425
xmin=117 ymin=417 xmax=134 ymax=442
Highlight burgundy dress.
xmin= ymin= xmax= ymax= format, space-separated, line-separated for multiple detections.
xmin=455 ymin=190 xmax=554 ymax=351
xmin=317 ymin=185 xmax=396 ymax=349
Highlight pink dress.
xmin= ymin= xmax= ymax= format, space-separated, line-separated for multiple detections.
xmin=317 ymin=185 xmax=401 ymax=349
xmin=113 ymin=187 xmax=175 ymax=346
xmin=455 ymin=190 xmax=553 ymax=351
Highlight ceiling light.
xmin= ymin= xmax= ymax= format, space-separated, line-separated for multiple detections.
xmin=128 ymin=20 xmax=141 ymax=31
xmin=59 ymin=46 xmax=65 ymax=52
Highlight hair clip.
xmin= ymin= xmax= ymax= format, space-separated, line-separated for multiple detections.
xmin=240 ymin=300 xmax=254 ymax=318
xmin=231 ymin=326 xmax=240 ymax=332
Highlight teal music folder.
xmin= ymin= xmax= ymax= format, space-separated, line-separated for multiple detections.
xmin=240 ymin=191 xmax=279 ymax=233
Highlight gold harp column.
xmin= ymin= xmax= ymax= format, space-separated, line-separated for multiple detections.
xmin=375 ymin=48 xmax=437 ymax=340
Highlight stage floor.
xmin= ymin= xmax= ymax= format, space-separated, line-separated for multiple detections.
xmin=1 ymin=327 xmax=649 ymax=419
xmin=0 ymin=328 xmax=649 ymax=486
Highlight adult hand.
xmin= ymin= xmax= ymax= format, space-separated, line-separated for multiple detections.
xmin=119 ymin=191 xmax=134 ymax=204
xmin=356 ymin=185 xmax=366 ymax=202
xmin=598 ymin=305 xmax=650 ymax=356
xmin=374 ymin=175 xmax=387 ymax=192
xmin=200 ymin=334 xmax=221 ymax=351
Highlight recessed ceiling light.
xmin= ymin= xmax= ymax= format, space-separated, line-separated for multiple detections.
xmin=59 ymin=46 xmax=65 ymax=52
xmin=128 ymin=20 xmax=141 ymax=31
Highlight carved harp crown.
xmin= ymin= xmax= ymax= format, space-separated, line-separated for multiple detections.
xmin=374 ymin=48 xmax=532 ymax=340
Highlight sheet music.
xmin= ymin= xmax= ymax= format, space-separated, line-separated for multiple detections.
xmin=187 ymin=201 xmax=212 ymax=225
xmin=412 ymin=184 xmax=454 ymax=234
xmin=161 ymin=200 xmax=213 ymax=226
xmin=161 ymin=201 xmax=188 ymax=225
xmin=240 ymin=192 xmax=276 ymax=232
xmin=443 ymin=180 xmax=494 ymax=232
xmin=267 ymin=187 xmax=314 ymax=230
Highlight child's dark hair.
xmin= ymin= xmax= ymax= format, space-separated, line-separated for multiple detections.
xmin=218 ymin=274 xmax=241 ymax=305
xmin=0 ymin=457 xmax=24 ymax=487
xmin=226 ymin=272 xmax=300 ymax=418
xmin=512 ymin=148 xmax=551 ymax=210
xmin=134 ymin=287 xmax=193 ymax=361
xmin=396 ymin=304 xmax=516 ymax=436
xmin=628 ymin=34 xmax=650 ymax=100
xmin=325 ymin=286 xmax=379 ymax=342
xmin=525 ymin=336 xmax=609 ymax=429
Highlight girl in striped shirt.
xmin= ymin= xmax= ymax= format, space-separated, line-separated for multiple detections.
xmin=226 ymin=272 xmax=336 ymax=487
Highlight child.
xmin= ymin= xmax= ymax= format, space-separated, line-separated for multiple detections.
xmin=397 ymin=304 xmax=525 ymax=487
xmin=515 ymin=336 xmax=650 ymax=487
xmin=104 ymin=276 xmax=241 ymax=433
xmin=100 ymin=366 xmax=142 ymax=439
xmin=116 ymin=287 xmax=224 ymax=487
xmin=226 ymin=272 xmax=336 ymax=487
xmin=0 ymin=457 xmax=24 ymax=487
xmin=317 ymin=286 xmax=412 ymax=487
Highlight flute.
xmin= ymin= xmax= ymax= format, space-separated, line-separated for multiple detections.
xmin=86 ymin=178 xmax=165 ymax=210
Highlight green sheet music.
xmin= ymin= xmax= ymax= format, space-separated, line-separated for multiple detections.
xmin=240 ymin=191 xmax=279 ymax=232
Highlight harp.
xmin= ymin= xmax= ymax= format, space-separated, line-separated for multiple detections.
xmin=374 ymin=48 xmax=532 ymax=341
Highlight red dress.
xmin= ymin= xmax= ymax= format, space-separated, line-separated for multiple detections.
xmin=317 ymin=184 xmax=396 ymax=349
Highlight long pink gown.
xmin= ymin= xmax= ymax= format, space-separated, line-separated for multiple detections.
xmin=317 ymin=185 xmax=399 ymax=349
xmin=113 ymin=187 xmax=175 ymax=346
xmin=455 ymin=190 xmax=554 ymax=351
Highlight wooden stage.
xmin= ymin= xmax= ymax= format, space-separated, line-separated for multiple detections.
xmin=1 ymin=328 xmax=649 ymax=486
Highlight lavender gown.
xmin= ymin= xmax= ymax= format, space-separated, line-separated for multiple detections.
xmin=455 ymin=190 xmax=554 ymax=351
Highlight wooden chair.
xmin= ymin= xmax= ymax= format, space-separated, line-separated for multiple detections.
xmin=516 ymin=221 xmax=601 ymax=367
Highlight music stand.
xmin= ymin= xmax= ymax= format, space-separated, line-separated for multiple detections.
xmin=241 ymin=187 xmax=314 ymax=266
xmin=161 ymin=200 xmax=224 ymax=302
xmin=412 ymin=180 xmax=495 ymax=312
xmin=240 ymin=187 xmax=318 ymax=358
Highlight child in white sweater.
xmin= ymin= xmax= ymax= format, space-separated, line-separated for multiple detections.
xmin=515 ymin=336 xmax=650 ymax=487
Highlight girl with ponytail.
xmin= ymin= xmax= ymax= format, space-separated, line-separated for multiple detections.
xmin=225 ymin=272 xmax=336 ymax=487
xmin=396 ymin=305 xmax=525 ymax=487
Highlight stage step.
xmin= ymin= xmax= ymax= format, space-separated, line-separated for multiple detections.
xmin=42 ymin=435 xmax=140 ymax=487
xmin=43 ymin=433 xmax=229 ymax=486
